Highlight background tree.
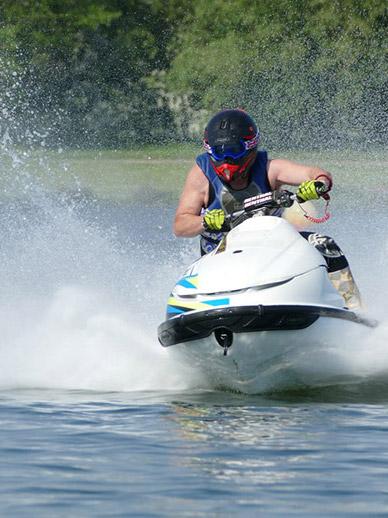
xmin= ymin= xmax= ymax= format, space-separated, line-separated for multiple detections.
xmin=0 ymin=0 xmax=386 ymax=149
xmin=166 ymin=0 xmax=387 ymax=148
xmin=0 ymin=0 xmax=193 ymax=147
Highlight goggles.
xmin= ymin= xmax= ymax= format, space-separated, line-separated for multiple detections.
xmin=204 ymin=132 xmax=260 ymax=161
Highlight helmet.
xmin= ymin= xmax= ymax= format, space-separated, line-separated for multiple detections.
xmin=203 ymin=109 xmax=260 ymax=182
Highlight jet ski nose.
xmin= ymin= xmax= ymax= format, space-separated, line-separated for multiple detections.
xmin=214 ymin=328 xmax=233 ymax=356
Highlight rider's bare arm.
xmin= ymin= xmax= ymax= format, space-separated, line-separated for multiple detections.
xmin=174 ymin=164 xmax=209 ymax=237
xmin=267 ymin=158 xmax=332 ymax=190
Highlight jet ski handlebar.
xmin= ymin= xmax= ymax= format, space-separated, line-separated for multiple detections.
xmin=244 ymin=190 xmax=295 ymax=212
xmin=226 ymin=190 xmax=295 ymax=226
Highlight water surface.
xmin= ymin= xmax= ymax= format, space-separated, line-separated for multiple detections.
xmin=0 ymin=150 xmax=387 ymax=515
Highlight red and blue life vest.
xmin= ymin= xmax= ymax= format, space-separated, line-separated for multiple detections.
xmin=196 ymin=150 xmax=280 ymax=254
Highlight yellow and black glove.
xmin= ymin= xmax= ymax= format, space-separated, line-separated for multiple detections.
xmin=203 ymin=209 xmax=226 ymax=231
xmin=296 ymin=180 xmax=329 ymax=202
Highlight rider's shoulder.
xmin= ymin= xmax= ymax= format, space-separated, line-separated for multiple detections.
xmin=195 ymin=152 xmax=209 ymax=169
xmin=267 ymin=157 xmax=300 ymax=172
xmin=268 ymin=157 xmax=291 ymax=166
xmin=185 ymin=162 xmax=208 ymax=187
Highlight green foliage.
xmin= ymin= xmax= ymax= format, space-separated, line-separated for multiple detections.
xmin=0 ymin=0 xmax=386 ymax=149
xmin=0 ymin=0 xmax=190 ymax=147
xmin=166 ymin=0 xmax=387 ymax=148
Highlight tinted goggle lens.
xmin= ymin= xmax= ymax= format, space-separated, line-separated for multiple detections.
xmin=210 ymin=141 xmax=246 ymax=161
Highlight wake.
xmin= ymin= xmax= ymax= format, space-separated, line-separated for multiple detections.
xmin=0 ymin=146 xmax=387 ymax=394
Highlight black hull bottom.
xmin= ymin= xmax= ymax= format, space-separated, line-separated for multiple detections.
xmin=158 ymin=305 xmax=377 ymax=347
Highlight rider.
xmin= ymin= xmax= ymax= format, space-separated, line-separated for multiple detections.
xmin=174 ymin=109 xmax=361 ymax=309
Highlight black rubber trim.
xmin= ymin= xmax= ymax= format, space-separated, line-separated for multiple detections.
xmin=158 ymin=304 xmax=377 ymax=347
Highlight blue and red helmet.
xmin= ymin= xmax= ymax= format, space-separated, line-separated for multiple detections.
xmin=203 ymin=109 xmax=260 ymax=182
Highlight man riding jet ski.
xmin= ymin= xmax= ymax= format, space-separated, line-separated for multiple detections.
xmin=174 ymin=109 xmax=361 ymax=309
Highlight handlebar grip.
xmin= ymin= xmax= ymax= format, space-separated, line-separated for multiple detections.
xmin=315 ymin=181 xmax=331 ymax=200
xmin=315 ymin=182 xmax=329 ymax=195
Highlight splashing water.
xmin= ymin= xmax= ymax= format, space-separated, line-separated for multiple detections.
xmin=0 ymin=115 xmax=387 ymax=393
xmin=0 ymin=136 xmax=197 ymax=391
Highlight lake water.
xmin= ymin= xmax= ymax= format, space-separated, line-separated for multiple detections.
xmin=3 ymin=388 xmax=388 ymax=516
xmin=0 ymin=149 xmax=388 ymax=515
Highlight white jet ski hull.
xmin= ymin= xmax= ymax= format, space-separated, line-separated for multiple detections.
xmin=165 ymin=314 xmax=375 ymax=393
xmin=158 ymin=212 xmax=377 ymax=393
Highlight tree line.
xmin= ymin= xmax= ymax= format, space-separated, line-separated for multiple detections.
xmin=0 ymin=0 xmax=386 ymax=149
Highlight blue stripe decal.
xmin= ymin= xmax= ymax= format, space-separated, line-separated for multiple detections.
xmin=167 ymin=306 xmax=186 ymax=314
xmin=204 ymin=298 xmax=230 ymax=307
xmin=177 ymin=279 xmax=196 ymax=289
xmin=177 ymin=274 xmax=198 ymax=289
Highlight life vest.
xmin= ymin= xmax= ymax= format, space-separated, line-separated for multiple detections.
xmin=196 ymin=151 xmax=280 ymax=254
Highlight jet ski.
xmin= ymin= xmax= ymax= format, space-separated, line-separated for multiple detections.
xmin=158 ymin=191 xmax=377 ymax=392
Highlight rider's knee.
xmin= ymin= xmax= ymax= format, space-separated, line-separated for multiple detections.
xmin=302 ymin=232 xmax=349 ymax=272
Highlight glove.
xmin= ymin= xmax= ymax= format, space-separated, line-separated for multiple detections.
xmin=296 ymin=180 xmax=329 ymax=202
xmin=203 ymin=209 xmax=225 ymax=231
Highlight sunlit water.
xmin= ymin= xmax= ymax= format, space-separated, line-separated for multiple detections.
xmin=0 ymin=148 xmax=388 ymax=515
